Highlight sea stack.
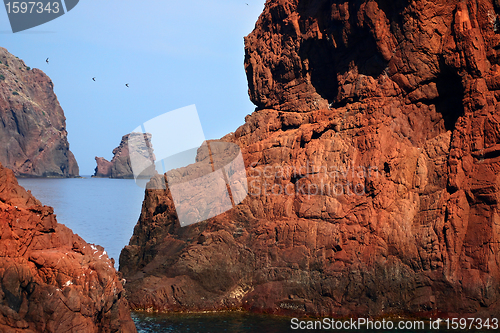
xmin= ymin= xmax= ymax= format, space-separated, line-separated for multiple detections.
xmin=120 ymin=0 xmax=500 ymax=317
xmin=0 ymin=47 xmax=79 ymax=177
xmin=0 ymin=162 xmax=136 ymax=331
xmin=94 ymin=133 xmax=154 ymax=179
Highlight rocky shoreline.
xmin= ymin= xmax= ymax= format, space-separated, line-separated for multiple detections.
xmin=0 ymin=162 xmax=137 ymax=331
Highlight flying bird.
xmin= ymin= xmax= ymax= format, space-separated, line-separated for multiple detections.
xmin=45 ymin=58 xmax=49 ymax=64
xmin=125 ymin=83 xmax=129 ymax=87
xmin=92 ymin=77 xmax=96 ymax=81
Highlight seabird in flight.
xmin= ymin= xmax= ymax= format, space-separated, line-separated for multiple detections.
xmin=125 ymin=83 xmax=129 ymax=87
xmin=46 ymin=58 xmax=49 ymax=64
xmin=92 ymin=77 xmax=96 ymax=81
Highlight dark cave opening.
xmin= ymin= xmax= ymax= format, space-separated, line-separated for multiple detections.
xmin=298 ymin=1 xmax=390 ymax=105
xmin=300 ymin=38 xmax=339 ymax=103
xmin=434 ymin=65 xmax=465 ymax=132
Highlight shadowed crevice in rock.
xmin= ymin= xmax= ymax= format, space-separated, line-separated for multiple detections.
xmin=434 ymin=64 xmax=465 ymax=131
xmin=412 ymin=61 xmax=465 ymax=132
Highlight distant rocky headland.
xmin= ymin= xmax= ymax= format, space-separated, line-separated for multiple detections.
xmin=94 ymin=132 xmax=154 ymax=179
xmin=120 ymin=0 xmax=500 ymax=318
xmin=0 ymin=47 xmax=79 ymax=178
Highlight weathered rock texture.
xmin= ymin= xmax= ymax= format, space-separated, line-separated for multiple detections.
xmin=0 ymin=162 xmax=136 ymax=332
xmin=94 ymin=133 xmax=154 ymax=179
xmin=0 ymin=47 xmax=79 ymax=177
xmin=120 ymin=0 xmax=500 ymax=318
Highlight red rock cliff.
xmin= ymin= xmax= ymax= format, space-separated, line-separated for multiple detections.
xmin=120 ymin=0 xmax=500 ymax=317
xmin=0 ymin=162 xmax=136 ymax=332
xmin=0 ymin=47 xmax=79 ymax=177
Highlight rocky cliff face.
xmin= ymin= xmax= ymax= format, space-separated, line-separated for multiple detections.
xmin=0 ymin=47 xmax=79 ymax=177
xmin=94 ymin=133 xmax=154 ymax=179
xmin=120 ymin=0 xmax=500 ymax=317
xmin=0 ymin=162 xmax=136 ymax=332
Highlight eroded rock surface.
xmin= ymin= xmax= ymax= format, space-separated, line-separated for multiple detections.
xmin=94 ymin=133 xmax=154 ymax=179
xmin=120 ymin=0 xmax=500 ymax=317
xmin=0 ymin=162 xmax=136 ymax=332
xmin=0 ymin=47 xmax=79 ymax=177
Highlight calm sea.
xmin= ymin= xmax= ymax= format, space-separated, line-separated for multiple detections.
xmin=17 ymin=178 xmax=492 ymax=333
xmin=18 ymin=177 xmax=145 ymax=268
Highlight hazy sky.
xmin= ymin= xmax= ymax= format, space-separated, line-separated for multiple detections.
xmin=0 ymin=0 xmax=265 ymax=175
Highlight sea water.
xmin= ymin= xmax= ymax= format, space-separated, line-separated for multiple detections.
xmin=18 ymin=177 xmax=145 ymax=268
xmin=131 ymin=312 xmax=479 ymax=333
xmin=132 ymin=312 xmax=296 ymax=333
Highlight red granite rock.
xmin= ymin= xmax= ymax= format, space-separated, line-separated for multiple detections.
xmin=0 ymin=47 xmax=79 ymax=177
xmin=94 ymin=157 xmax=113 ymax=178
xmin=120 ymin=0 xmax=500 ymax=318
xmin=0 ymin=162 xmax=136 ymax=332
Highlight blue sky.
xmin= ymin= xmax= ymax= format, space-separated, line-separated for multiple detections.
xmin=0 ymin=0 xmax=265 ymax=175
